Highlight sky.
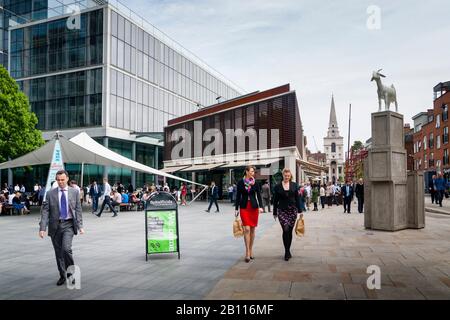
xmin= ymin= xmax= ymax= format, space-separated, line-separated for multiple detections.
xmin=126 ymin=0 xmax=450 ymax=153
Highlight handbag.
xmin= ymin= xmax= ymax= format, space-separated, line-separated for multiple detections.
xmin=233 ymin=214 xmax=244 ymax=238
xmin=295 ymin=216 xmax=305 ymax=237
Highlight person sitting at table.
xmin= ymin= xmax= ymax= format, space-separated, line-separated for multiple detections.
xmin=12 ymin=192 xmax=30 ymax=214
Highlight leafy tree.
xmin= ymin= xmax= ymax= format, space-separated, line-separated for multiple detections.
xmin=0 ymin=66 xmax=44 ymax=163
xmin=351 ymin=140 xmax=364 ymax=152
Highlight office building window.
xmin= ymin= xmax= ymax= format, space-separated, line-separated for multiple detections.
xmin=444 ymin=127 xmax=449 ymax=144
xmin=436 ymin=114 xmax=441 ymax=128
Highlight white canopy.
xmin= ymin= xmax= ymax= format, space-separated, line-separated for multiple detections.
xmin=0 ymin=132 xmax=205 ymax=187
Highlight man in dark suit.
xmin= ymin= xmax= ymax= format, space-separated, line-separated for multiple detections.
xmin=355 ymin=178 xmax=364 ymax=213
xmin=343 ymin=180 xmax=354 ymax=214
xmin=39 ymin=170 xmax=84 ymax=286
xmin=89 ymin=180 xmax=101 ymax=214
xmin=205 ymin=181 xmax=220 ymax=213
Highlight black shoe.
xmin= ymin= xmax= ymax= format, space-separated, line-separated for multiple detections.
xmin=205 ymin=210 xmax=210 ymax=213
xmin=250 ymin=256 xmax=255 ymax=260
xmin=95 ymin=213 xmax=101 ymax=217
xmin=284 ymin=251 xmax=291 ymax=261
xmin=56 ymin=277 xmax=66 ymax=286
xmin=215 ymin=210 xmax=219 ymax=213
xmin=245 ymin=257 xmax=251 ymax=263
xmin=112 ymin=214 xmax=118 ymax=217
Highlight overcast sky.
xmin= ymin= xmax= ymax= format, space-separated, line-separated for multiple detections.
xmin=127 ymin=0 xmax=450 ymax=153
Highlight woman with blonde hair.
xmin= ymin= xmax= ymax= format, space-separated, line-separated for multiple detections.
xmin=272 ymin=168 xmax=302 ymax=261
xmin=235 ymin=165 xmax=264 ymax=263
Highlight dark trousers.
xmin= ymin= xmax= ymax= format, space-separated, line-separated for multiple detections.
xmin=320 ymin=196 xmax=326 ymax=209
xmin=357 ymin=196 xmax=364 ymax=213
xmin=51 ymin=220 xmax=75 ymax=278
xmin=92 ymin=195 xmax=99 ymax=212
xmin=263 ymin=197 xmax=271 ymax=212
xmin=98 ymin=196 xmax=117 ymax=216
xmin=344 ymin=196 xmax=352 ymax=213
xmin=430 ymin=190 xmax=435 ymax=204
xmin=437 ymin=190 xmax=444 ymax=206
xmin=281 ymin=224 xmax=294 ymax=253
xmin=207 ymin=198 xmax=219 ymax=211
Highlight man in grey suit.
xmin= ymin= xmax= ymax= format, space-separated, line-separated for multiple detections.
xmin=39 ymin=170 xmax=84 ymax=286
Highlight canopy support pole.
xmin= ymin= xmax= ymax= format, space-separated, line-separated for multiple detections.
xmin=188 ymin=185 xmax=208 ymax=205
xmin=80 ymin=162 xmax=84 ymax=190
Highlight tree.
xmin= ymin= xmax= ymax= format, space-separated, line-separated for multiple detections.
xmin=351 ymin=140 xmax=364 ymax=152
xmin=0 ymin=66 xmax=44 ymax=163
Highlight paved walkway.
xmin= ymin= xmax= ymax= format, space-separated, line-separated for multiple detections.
xmin=205 ymin=204 xmax=450 ymax=300
xmin=425 ymin=194 xmax=450 ymax=215
xmin=0 ymin=200 xmax=449 ymax=300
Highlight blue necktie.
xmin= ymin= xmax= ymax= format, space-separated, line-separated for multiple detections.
xmin=60 ymin=189 xmax=67 ymax=220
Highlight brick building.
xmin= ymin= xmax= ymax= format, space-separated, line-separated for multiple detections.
xmin=412 ymin=81 xmax=450 ymax=189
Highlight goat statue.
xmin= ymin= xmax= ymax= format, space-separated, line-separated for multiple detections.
xmin=371 ymin=69 xmax=398 ymax=112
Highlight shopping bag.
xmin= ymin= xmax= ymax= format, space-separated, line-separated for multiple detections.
xmin=295 ymin=217 xmax=305 ymax=237
xmin=233 ymin=218 xmax=244 ymax=238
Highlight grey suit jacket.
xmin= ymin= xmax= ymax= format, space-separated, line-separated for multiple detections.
xmin=39 ymin=186 xmax=83 ymax=237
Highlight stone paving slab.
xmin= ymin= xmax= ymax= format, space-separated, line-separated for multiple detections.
xmin=204 ymin=204 xmax=450 ymax=300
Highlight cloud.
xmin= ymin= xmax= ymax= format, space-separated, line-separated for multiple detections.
xmin=126 ymin=0 xmax=450 ymax=153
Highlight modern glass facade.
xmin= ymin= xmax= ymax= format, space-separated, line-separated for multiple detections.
xmin=0 ymin=0 xmax=48 ymax=68
xmin=4 ymin=2 xmax=242 ymax=189
xmin=108 ymin=9 xmax=241 ymax=133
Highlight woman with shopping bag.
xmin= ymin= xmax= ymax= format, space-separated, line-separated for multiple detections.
xmin=272 ymin=168 xmax=303 ymax=261
xmin=234 ymin=165 xmax=264 ymax=263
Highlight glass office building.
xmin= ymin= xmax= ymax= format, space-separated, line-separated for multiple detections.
xmin=3 ymin=0 xmax=242 ymax=188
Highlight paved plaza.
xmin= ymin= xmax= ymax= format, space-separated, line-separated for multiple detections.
xmin=0 ymin=200 xmax=449 ymax=300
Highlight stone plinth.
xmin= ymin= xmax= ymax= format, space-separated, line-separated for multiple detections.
xmin=365 ymin=111 xmax=410 ymax=231
xmin=407 ymin=171 xmax=425 ymax=229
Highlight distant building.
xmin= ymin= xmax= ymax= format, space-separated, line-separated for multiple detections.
xmin=323 ymin=95 xmax=344 ymax=183
xmin=412 ymin=81 xmax=450 ymax=190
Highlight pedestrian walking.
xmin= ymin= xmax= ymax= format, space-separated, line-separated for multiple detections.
xmin=429 ymin=175 xmax=436 ymax=204
xmin=312 ymin=183 xmax=319 ymax=211
xmin=180 ymin=183 xmax=187 ymax=205
xmin=435 ymin=173 xmax=446 ymax=207
xmin=95 ymin=178 xmax=118 ymax=217
xmin=343 ymin=180 xmax=354 ymax=213
xmin=228 ymin=184 xmax=234 ymax=203
xmin=320 ymin=184 xmax=326 ymax=209
xmin=261 ymin=180 xmax=271 ymax=213
xmin=326 ymin=182 xmax=333 ymax=208
xmin=272 ymin=168 xmax=302 ymax=261
xmin=234 ymin=165 xmax=263 ymax=263
xmin=355 ymin=178 xmax=364 ymax=213
xmin=205 ymin=181 xmax=220 ymax=213
xmin=39 ymin=170 xmax=84 ymax=286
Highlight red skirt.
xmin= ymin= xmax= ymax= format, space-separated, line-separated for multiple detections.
xmin=240 ymin=200 xmax=259 ymax=227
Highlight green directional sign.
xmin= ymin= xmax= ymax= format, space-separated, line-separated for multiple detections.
xmin=145 ymin=192 xmax=180 ymax=260
xmin=146 ymin=210 xmax=178 ymax=253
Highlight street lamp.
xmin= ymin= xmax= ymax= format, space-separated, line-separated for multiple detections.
xmin=216 ymin=96 xmax=222 ymax=104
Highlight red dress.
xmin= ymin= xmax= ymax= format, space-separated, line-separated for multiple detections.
xmin=240 ymin=200 xmax=259 ymax=227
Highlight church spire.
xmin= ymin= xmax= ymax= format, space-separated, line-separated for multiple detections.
xmin=327 ymin=94 xmax=340 ymax=137
xmin=329 ymin=94 xmax=338 ymax=129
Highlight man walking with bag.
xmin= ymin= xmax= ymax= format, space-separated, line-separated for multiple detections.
xmin=261 ymin=180 xmax=271 ymax=213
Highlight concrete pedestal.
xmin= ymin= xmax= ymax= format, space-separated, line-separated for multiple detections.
xmin=365 ymin=111 xmax=415 ymax=231
xmin=407 ymin=171 xmax=425 ymax=229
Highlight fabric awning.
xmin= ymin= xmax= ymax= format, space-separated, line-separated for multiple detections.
xmin=179 ymin=163 xmax=225 ymax=172
xmin=221 ymin=158 xmax=281 ymax=168
xmin=0 ymin=132 xmax=206 ymax=187
xmin=160 ymin=165 xmax=190 ymax=173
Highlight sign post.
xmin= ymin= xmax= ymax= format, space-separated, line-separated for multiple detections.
xmin=145 ymin=192 xmax=180 ymax=261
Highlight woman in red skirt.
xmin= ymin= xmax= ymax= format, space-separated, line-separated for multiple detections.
xmin=235 ymin=165 xmax=264 ymax=262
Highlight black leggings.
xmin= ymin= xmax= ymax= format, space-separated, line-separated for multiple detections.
xmin=282 ymin=224 xmax=294 ymax=253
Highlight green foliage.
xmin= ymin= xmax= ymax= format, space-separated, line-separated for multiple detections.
xmin=351 ymin=140 xmax=364 ymax=152
xmin=0 ymin=66 xmax=44 ymax=163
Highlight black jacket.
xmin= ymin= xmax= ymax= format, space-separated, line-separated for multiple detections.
xmin=342 ymin=185 xmax=354 ymax=199
xmin=272 ymin=182 xmax=302 ymax=214
xmin=355 ymin=183 xmax=364 ymax=199
xmin=234 ymin=179 xmax=263 ymax=210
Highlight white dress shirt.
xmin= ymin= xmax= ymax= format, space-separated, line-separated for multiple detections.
xmin=103 ymin=183 xmax=112 ymax=196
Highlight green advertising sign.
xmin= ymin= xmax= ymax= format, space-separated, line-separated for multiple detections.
xmin=146 ymin=210 xmax=178 ymax=254
xmin=145 ymin=192 xmax=180 ymax=260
